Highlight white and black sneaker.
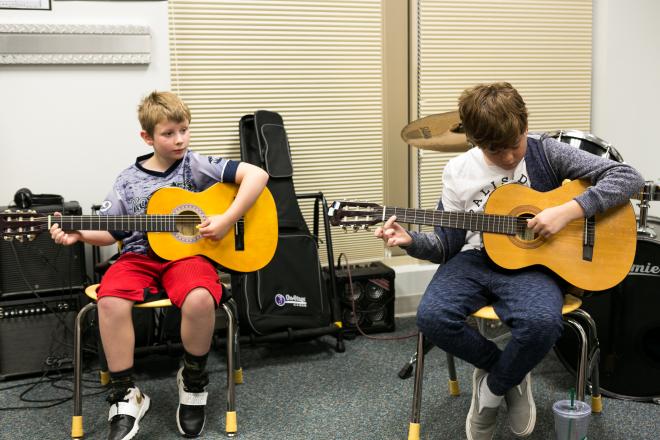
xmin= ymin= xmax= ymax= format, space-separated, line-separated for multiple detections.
xmin=176 ymin=367 xmax=208 ymax=437
xmin=107 ymin=387 xmax=150 ymax=440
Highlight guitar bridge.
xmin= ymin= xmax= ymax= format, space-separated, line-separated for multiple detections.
xmin=582 ymin=216 xmax=595 ymax=261
xmin=234 ymin=218 xmax=245 ymax=251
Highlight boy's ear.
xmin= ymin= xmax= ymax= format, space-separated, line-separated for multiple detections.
xmin=140 ymin=130 xmax=154 ymax=145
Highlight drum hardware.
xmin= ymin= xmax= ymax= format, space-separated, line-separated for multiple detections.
xmin=546 ymin=130 xmax=660 ymax=401
xmin=636 ymin=181 xmax=657 ymax=239
xmin=555 ymin=216 xmax=660 ymax=402
xmin=544 ymin=129 xmax=625 ymax=163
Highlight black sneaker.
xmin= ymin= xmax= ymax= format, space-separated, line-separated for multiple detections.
xmin=176 ymin=367 xmax=208 ymax=437
xmin=108 ymin=387 xmax=150 ymax=440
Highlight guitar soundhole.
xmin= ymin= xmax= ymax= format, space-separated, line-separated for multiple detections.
xmin=515 ymin=213 xmax=538 ymax=242
xmin=175 ymin=210 xmax=201 ymax=237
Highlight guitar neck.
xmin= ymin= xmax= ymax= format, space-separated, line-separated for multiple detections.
xmin=52 ymin=215 xmax=191 ymax=232
xmin=383 ymin=207 xmax=521 ymax=235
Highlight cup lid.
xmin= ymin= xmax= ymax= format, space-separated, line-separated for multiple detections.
xmin=552 ymin=400 xmax=591 ymax=417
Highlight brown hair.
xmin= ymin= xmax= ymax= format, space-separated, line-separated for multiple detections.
xmin=458 ymin=82 xmax=528 ymax=151
xmin=137 ymin=91 xmax=192 ymax=136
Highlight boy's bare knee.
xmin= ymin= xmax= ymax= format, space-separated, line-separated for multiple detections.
xmin=97 ymin=296 xmax=133 ymax=319
xmin=182 ymin=288 xmax=214 ymax=315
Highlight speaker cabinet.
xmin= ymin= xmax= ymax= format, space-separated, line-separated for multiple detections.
xmin=0 ymin=202 xmax=86 ymax=298
xmin=326 ymin=261 xmax=395 ymax=335
xmin=0 ymin=293 xmax=79 ymax=379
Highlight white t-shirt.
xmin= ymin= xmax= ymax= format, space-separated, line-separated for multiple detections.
xmin=442 ymin=147 xmax=530 ymax=252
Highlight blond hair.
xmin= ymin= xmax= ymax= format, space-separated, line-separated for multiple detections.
xmin=458 ymin=82 xmax=527 ymax=151
xmin=137 ymin=91 xmax=192 ymax=136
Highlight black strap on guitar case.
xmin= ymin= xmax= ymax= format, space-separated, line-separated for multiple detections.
xmin=231 ymin=110 xmax=343 ymax=351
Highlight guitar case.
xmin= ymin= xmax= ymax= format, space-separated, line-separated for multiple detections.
xmin=231 ymin=111 xmax=335 ymax=336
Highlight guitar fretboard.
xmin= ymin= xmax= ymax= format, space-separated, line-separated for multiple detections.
xmin=50 ymin=215 xmax=199 ymax=232
xmin=383 ymin=207 xmax=524 ymax=235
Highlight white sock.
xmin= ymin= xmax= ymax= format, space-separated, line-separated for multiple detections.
xmin=479 ymin=374 xmax=503 ymax=412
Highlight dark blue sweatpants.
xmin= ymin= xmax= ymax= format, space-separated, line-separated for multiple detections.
xmin=416 ymin=249 xmax=564 ymax=395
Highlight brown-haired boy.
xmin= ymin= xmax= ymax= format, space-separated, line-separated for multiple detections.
xmin=376 ymin=82 xmax=643 ymax=439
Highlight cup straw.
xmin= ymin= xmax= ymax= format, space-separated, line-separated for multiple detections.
xmin=567 ymin=388 xmax=576 ymax=439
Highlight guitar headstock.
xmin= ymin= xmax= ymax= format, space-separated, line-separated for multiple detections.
xmin=328 ymin=200 xmax=383 ymax=230
xmin=0 ymin=209 xmax=42 ymax=242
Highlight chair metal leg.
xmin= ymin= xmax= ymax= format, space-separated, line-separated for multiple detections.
xmin=221 ymin=301 xmax=237 ymax=437
xmin=72 ymin=302 xmax=98 ymax=439
xmin=569 ymin=308 xmax=603 ymax=412
xmin=408 ymin=332 xmax=426 ymax=440
xmin=233 ymin=327 xmax=243 ymax=385
xmin=228 ymin=299 xmax=243 ymax=385
xmin=589 ymin=347 xmax=603 ymax=413
xmin=564 ymin=317 xmax=589 ymax=402
xmin=446 ymin=352 xmax=460 ymax=396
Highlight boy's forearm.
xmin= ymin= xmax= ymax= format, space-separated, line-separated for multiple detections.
xmin=562 ymin=199 xmax=586 ymax=221
xmin=224 ymin=168 xmax=269 ymax=223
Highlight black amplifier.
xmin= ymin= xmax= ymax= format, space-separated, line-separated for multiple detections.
xmin=325 ymin=261 xmax=396 ymax=335
xmin=0 ymin=201 xmax=86 ymax=298
xmin=0 ymin=293 xmax=80 ymax=379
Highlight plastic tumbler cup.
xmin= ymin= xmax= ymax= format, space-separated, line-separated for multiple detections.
xmin=552 ymin=400 xmax=591 ymax=440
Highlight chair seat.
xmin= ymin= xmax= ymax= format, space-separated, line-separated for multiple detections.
xmin=471 ymin=294 xmax=582 ymax=320
xmin=84 ymin=284 xmax=173 ymax=308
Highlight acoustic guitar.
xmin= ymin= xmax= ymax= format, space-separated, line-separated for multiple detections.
xmin=0 ymin=183 xmax=278 ymax=273
xmin=329 ymin=179 xmax=637 ymax=291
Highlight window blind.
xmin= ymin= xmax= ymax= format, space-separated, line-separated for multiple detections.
xmin=168 ymin=0 xmax=385 ymax=263
xmin=414 ymin=0 xmax=593 ymax=214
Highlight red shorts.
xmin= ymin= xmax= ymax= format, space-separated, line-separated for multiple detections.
xmin=97 ymin=253 xmax=223 ymax=308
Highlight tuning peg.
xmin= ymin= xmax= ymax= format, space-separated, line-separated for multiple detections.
xmin=361 ymin=225 xmax=370 ymax=231
xmin=3 ymin=236 xmax=13 ymax=242
xmin=341 ymin=225 xmax=348 ymax=232
xmin=352 ymin=225 xmax=359 ymax=232
xmin=15 ymin=235 xmax=24 ymax=243
xmin=27 ymin=234 xmax=37 ymax=241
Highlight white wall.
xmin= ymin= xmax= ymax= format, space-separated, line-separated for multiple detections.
xmin=592 ymin=0 xmax=660 ymax=219
xmin=0 ymin=1 xmax=170 ymax=216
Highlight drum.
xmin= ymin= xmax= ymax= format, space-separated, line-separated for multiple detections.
xmin=555 ymin=217 xmax=660 ymax=401
xmin=545 ymin=129 xmax=624 ymax=162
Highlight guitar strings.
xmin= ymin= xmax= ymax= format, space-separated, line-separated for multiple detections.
xmin=380 ymin=208 xmax=602 ymax=235
xmin=11 ymin=215 xmax=204 ymax=232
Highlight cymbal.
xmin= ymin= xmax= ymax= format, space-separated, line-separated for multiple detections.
xmin=401 ymin=111 xmax=470 ymax=152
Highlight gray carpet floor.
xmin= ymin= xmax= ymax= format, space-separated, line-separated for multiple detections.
xmin=1 ymin=317 xmax=658 ymax=439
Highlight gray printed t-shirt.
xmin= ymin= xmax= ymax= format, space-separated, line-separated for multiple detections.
xmin=98 ymin=150 xmax=239 ymax=255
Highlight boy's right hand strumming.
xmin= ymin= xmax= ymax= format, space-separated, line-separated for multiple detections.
xmin=374 ymin=215 xmax=413 ymax=247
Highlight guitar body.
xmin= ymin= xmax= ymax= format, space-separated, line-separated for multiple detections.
xmin=483 ymin=180 xmax=637 ymax=291
xmin=146 ymin=183 xmax=278 ymax=273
